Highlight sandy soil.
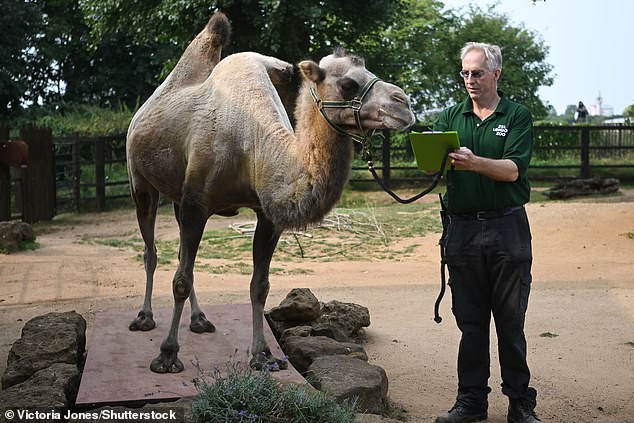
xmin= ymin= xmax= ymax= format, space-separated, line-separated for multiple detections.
xmin=1 ymin=191 xmax=633 ymax=423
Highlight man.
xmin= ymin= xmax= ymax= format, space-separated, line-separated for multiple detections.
xmin=433 ymin=42 xmax=541 ymax=423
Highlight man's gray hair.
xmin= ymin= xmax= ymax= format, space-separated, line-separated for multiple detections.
xmin=460 ymin=42 xmax=503 ymax=71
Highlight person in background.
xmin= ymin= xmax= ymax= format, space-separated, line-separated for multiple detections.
xmin=432 ymin=42 xmax=541 ymax=423
xmin=576 ymin=101 xmax=589 ymax=123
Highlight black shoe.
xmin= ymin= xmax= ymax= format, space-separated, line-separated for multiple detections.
xmin=435 ymin=404 xmax=487 ymax=423
xmin=507 ymin=387 xmax=542 ymax=423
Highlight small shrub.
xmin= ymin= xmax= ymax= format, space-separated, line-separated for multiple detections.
xmin=191 ymin=355 xmax=356 ymax=423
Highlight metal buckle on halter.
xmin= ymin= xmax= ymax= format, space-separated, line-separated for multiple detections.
xmin=350 ymin=99 xmax=363 ymax=111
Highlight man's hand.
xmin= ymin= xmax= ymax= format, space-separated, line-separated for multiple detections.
xmin=449 ymin=147 xmax=519 ymax=182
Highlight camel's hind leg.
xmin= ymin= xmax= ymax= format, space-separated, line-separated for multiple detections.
xmin=173 ymin=202 xmax=215 ymax=334
xmin=129 ymin=182 xmax=159 ymax=331
xmin=151 ymin=195 xmax=207 ymax=373
xmin=249 ymin=212 xmax=287 ymax=371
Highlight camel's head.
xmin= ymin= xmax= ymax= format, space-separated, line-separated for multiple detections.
xmin=299 ymin=50 xmax=415 ymax=135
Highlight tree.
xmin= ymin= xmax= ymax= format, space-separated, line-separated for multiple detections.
xmin=375 ymin=1 xmax=553 ymax=119
xmin=81 ymin=0 xmax=404 ymax=73
xmin=624 ymin=103 xmax=634 ymax=118
xmin=0 ymin=0 xmax=43 ymax=117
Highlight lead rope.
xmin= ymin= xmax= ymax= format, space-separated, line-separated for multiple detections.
xmin=310 ymin=81 xmax=451 ymax=321
xmin=361 ymin=134 xmax=452 ymax=204
xmin=361 ymin=136 xmax=453 ymax=322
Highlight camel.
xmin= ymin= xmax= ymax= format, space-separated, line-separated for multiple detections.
xmin=126 ymin=11 xmax=415 ymax=373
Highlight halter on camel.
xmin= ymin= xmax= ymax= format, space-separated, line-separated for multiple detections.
xmin=310 ymin=78 xmax=451 ymax=323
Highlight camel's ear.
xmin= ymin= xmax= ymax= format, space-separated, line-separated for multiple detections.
xmin=298 ymin=60 xmax=325 ymax=83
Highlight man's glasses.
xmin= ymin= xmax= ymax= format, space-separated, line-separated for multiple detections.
xmin=459 ymin=70 xmax=487 ymax=79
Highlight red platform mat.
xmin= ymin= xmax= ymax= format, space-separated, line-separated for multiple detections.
xmin=76 ymin=303 xmax=305 ymax=407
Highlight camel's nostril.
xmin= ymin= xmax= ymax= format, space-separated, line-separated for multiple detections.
xmin=391 ymin=91 xmax=409 ymax=105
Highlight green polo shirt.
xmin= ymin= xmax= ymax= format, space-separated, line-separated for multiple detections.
xmin=433 ymin=92 xmax=534 ymax=214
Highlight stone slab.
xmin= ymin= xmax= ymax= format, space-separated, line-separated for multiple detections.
xmin=76 ymin=304 xmax=305 ymax=407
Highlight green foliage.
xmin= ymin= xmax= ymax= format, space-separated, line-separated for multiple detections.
xmin=0 ymin=239 xmax=40 ymax=255
xmin=82 ymin=0 xmax=403 ymax=67
xmin=6 ymin=0 xmax=554 ymax=125
xmin=0 ymin=0 xmax=42 ymax=116
xmin=22 ymin=104 xmax=133 ymax=137
xmin=191 ymin=358 xmax=356 ymax=423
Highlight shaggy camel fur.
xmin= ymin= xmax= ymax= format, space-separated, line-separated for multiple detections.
xmin=126 ymin=12 xmax=415 ymax=373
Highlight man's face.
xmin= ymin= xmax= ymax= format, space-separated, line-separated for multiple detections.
xmin=461 ymin=50 xmax=500 ymax=102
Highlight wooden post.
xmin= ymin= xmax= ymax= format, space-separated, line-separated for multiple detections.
xmin=580 ymin=126 xmax=590 ymax=178
xmin=20 ymin=125 xmax=54 ymax=223
xmin=95 ymin=137 xmax=106 ymax=211
xmin=73 ymin=135 xmax=81 ymax=212
xmin=0 ymin=124 xmax=10 ymax=221
xmin=0 ymin=164 xmax=9 ymax=221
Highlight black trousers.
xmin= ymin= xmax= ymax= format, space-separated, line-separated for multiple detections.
xmin=444 ymin=207 xmax=533 ymax=408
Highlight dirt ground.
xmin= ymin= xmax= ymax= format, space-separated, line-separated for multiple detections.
xmin=1 ymin=191 xmax=633 ymax=423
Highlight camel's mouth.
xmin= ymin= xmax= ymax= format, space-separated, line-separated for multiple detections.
xmin=379 ymin=107 xmax=416 ymax=130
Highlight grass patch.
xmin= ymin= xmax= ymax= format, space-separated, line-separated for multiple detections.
xmin=71 ymin=203 xmax=441 ymax=270
xmin=539 ymin=332 xmax=559 ymax=338
xmin=0 ymin=240 xmax=40 ymax=254
xmin=621 ymin=231 xmax=634 ymax=240
xmin=625 ymin=342 xmax=634 ymax=348
xmin=192 ymin=357 xmax=356 ymax=423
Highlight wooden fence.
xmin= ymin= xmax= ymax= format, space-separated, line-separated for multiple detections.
xmin=2 ymin=124 xmax=633 ymax=222
xmin=351 ymin=125 xmax=634 ymax=185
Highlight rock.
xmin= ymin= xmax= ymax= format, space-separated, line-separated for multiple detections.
xmin=280 ymin=325 xmax=313 ymax=344
xmin=314 ymin=300 xmax=371 ymax=341
xmin=268 ymin=288 xmax=321 ymax=321
xmin=546 ymin=177 xmax=620 ymax=199
xmin=2 ymin=311 xmax=86 ymax=389
xmin=310 ymin=322 xmax=350 ymax=342
xmin=0 ymin=221 xmax=35 ymax=253
xmin=0 ymin=363 xmax=80 ymax=419
xmin=354 ymin=414 xmax=403 ymax=423
xmin=68 ymin=398 xmax=195 ymax=423
xmin=308 ymin=355 xmax=388 ymax=414
xmin=284 ymin=335 xmax=367 ymax=373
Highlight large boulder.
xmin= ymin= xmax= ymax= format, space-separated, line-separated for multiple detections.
xmin=284 ymin=335 xmax=367 ymax=373
xmin=0 ymin=363 xmax=80 ymax=420
xmin=0 ymin=221 xmax=35 ymax=253
xmin=266 ymin=290 xmax=371 ymax=343
xmin=308 ymin=355 xmax=388 ymax=414
xmin=2 ymin=311 xmax=86 ymax=389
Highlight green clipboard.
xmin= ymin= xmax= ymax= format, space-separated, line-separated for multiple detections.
xmin=409 ymin=131 xmax=461 ymax=172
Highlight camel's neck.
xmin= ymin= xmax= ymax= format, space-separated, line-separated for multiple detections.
xmin=256 ymin=84 xmax=355 ymax=230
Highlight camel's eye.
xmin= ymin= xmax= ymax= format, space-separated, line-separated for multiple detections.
xmin=337 ymin=78 xmax=359 ymax=100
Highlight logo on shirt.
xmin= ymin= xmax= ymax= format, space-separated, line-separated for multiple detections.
xmin=493 ymin=124 xmax=508 ymax=137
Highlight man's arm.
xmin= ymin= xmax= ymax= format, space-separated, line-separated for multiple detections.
xmin=448 ymin=147 xmax=519 ymax=182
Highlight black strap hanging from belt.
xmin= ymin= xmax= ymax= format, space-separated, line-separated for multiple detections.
xmin=435 ymin=192 xmax=449 ymax=323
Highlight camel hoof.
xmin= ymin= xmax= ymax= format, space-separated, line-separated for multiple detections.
xmin=190 ymin=312 xmax=216 ymax=333
xmin=129 ymin=311 xmax=156 ymax=331
xmin=250 ymin=351 xmax=289 ymax=372
xmin=150 ymin=353 xmax=184 ymax=373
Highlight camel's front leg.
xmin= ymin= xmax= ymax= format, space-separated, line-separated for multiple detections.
xmin=249 ymin=212 xmax=287 ymax=371
xmin=150 ymin=197 xmax=207 ymax=373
